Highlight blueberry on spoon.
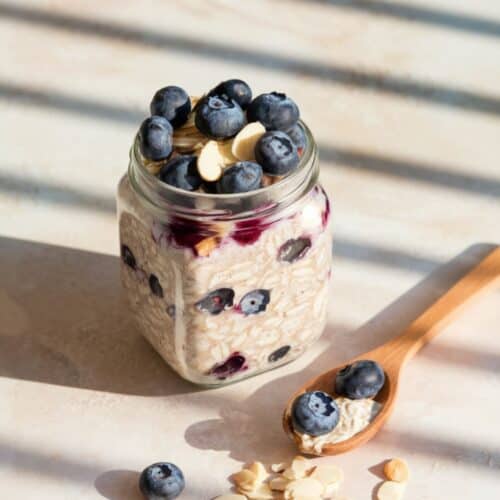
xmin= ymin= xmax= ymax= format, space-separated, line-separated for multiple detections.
xmin=247 ymin=92 xmax=299 ymax=131
xmin=208 ymin=79 xmax=252 ymax=109
xmin=159 ymin=155 xmax=202 ymax=191
xmin=255 ymin=131 xmax=299 ymax=176
xmin=335 ymin=360 xmax=385 ymax=399
xmin=139 ymin=116 xmax=173 ymax=161
xmin=139 ymin=462 xmax=185 ymax=500
xmin=291 ymin=391 xmax=339 ymax=436
xmin=195 ymin=95 xmax=245 ymax=139
xmin=150 ymin=86 xmax=191 ymax=128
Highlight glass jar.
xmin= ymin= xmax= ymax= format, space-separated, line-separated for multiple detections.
xmin=117 ymin=121 xmax=332 ymax=386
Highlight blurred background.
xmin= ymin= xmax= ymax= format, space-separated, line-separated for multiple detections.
xmin=0 ymin=1 xmax=499 ymax=498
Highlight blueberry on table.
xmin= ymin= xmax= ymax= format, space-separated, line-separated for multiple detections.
xmin=149 ymin=274 xmax=164 ymax=298
xmin=195 ymin=95 xmax=245 ymax=139
xmin=286 ymin=123 xmax=306 ymax=153
xmin=239 ymin=289 xmax=270 ymax=315
xmin=217 ymin=162 xmax=263 ymax=193
xmin=139 ymin=116 xmax=173 ymax=161
xmin=121 ymin=244 xmax=136 ymax=269
xmin=139 ymin=462 xmax=185 ymax=500
xmin=208 ymin=79 xmax=253 ymax=109
xmin=255 ymin=131 xmax=299 ymax=176
xmin=150 ymin=85 xmax=191 ymax=128
xmin=247 ymin=92 xmax=299 ymax=131
xmin=159 ymin=155 xmax=202 ymax=191
xmin=268 ymin=345 xmax=291 ymax=363
xmin=195 ymin=288 xmax=235 ymax=315
xmin=291 ymin=391 xmax=340 ymax=436
xmin=335 ymin=360 xmax=385 ymax=399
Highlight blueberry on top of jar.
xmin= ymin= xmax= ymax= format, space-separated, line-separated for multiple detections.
xmin=247 ymin=92 xmax=299 ymax=131
xmin=217 ymin=162 xmax=263 ymax=194
xmin=159 ymin=155 xmax=202 ymax=191
xmin=195 ymin=95 xmax=245 ymax=139
xmin=335 ymin=360 xmax=385 ymax=399
xmin=150 ymin=85 xmax=191 ymax=129
xmin=255 ymin=131 xmax=299 ymax=176
xmin=139 ymin=115 xmax=173 ymax=161
xmin=208 ymin=79 xmax=252 ymax=109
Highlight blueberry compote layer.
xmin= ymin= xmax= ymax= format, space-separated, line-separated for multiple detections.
xmin=119 ymin=172 xmax=332 ymax=386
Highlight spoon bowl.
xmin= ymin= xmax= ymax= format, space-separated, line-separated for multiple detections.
xmin=283 ymin=246 xmax=500 ymax=455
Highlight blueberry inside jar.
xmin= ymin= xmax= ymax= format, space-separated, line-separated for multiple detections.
xmin=117 ymin=80 xmax=333 ymax=386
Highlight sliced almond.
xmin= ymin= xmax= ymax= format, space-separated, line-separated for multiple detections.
xmin=245 ymin=482 xmax=273 ymax=499
xmin=232 ymin=469 xmax=257 ymax=492
xmin=218 ymin=140 xmax=239 ymax=166
xmin=284 ymin=477 xmax=324 ymax=499
xmin=248 ymin=462 xmax=268 ymax=484
xmin=213 ymin=495 xmax=247 ymax=500
xmin=231 ymin=122 xmax=266 ymax=161
xmin=197 ymin=141 xmax=224 ymax=181
xmin=271 ymin=462 xmax=287 ymax=473
xmin=270 ymin=476 xmax=289 ymax=491
xmin=309 ymin=464 xmax=344 ymax=487
xmin=384 ymin=458 xmax=409 ymax=483
xmin=261 ymin=174 xmax=283 ymax=187
xmin=377 ymin=481 xmax=406 ymax=500
xmin=283 ymin=456 xmax=311 ymax=480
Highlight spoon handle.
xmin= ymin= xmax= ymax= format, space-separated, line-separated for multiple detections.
xmin=380 ymin=246 xmax=500 ymax=367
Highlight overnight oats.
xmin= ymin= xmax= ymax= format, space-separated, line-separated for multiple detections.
xmin=117 ymin=80 xmax=333 ymax=386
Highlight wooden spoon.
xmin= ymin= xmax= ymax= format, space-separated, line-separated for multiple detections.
xmin=283 ymin=245 xmax=500 ymax=455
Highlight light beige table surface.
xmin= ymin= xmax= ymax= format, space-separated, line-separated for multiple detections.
xmin=1 ymin=1 xmax=499 ymax=498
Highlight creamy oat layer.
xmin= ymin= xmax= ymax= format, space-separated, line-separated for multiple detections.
xmin=298 ymin=397 xmax=382 ymax=455
xmin=118 ymin=175 xmax=332 ymax=385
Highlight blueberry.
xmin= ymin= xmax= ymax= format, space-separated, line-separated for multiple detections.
xmin=121 ymin=244 xmax=136 ymax=269
xmin=268 ymin=345 xmax=291 ymax=363
xmin=208 ymin=79 xmax=252 ymax=109
xmin=195 ymin=288 xmax=234 ymax=315
xmin=139 ymin=462 xmax=185 ymax=500
xmin=291 ymin=391 xmax=340 ymax=436
xmin=247 ymin=92 xmax=299 ymax=131
xmin=149 ymin=274 xmax=164 ymax=298
xmin=286 ymin=123 xmax=306 ymax=153
xmin=239 ymin=289 xmax=270 ymax=315
xmin=335 ymin=360 xmax=385 ymax=399
xmin=139 ymin=116 xmax=173 ymax=161
xmin=159 ymin=155 xmax=202 ymax=191
xmin=195 ymin=95 xmax=245 ymax=139
xmin=217 ymin=162 xmax=262 ymax=193
xmin=210 ymin=352 xmax=247 ymax=379
xmin=150 ymin=86 xmax=191 ymax=128
xmin=278 ymin=237 xmax=311 ymax=263
xmin=255 ymin=131 xmax=299 ymax=176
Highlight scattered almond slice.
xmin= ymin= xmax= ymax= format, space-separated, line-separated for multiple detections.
xmin=232 ymin=469 xmax=257 ymax=492
xmin=213 ymin=495 xmax=247 ymax=500
xmin=217 ymin=140 xmax=239 ymax=166
xmin=198 ymin=141 xmax=224 ymax=181
xmin=283 ymin=456 xmax=311 ymax=480
xmin=377 ymin=481 xmax=406 ymax=500
xmin=245 ymin=482 xmax=274 ymax=499
xmin=271 ymin=463 xmax=287 ymax=473
xmin=231 ymin=122 xmax=266 ymax=161
xmin=284 ymin=477 xmax=324 ymax=499
xmin=384 ymin=458 xmax=409 ymax=483
xmin=309 ymin=464 xmax=344 ymax=488
xmin=270 ymin=476 xmax=289 ymax=491
xmin=248 ymin=462 xmax=268 ymax=484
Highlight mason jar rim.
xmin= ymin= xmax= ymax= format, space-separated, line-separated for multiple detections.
xmin=128 ymin=119 xmax=319 ymax=221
